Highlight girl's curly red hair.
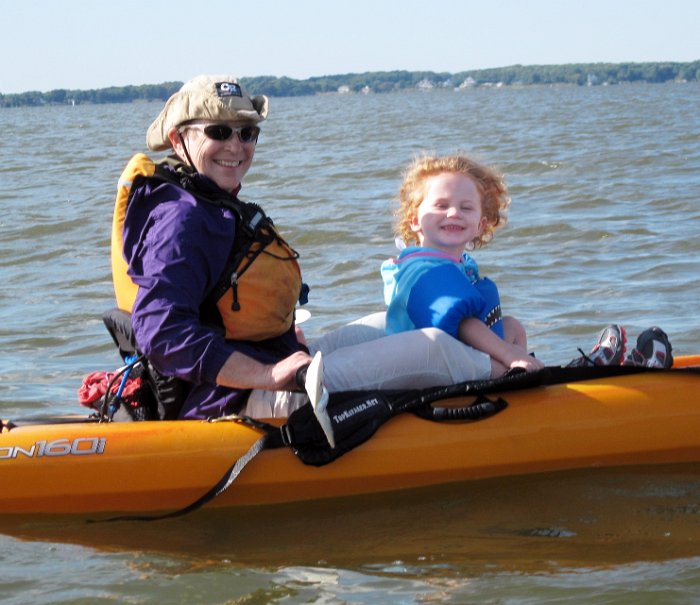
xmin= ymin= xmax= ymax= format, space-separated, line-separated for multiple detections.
xmin=396 ymin=154 xmax=510 ymax=249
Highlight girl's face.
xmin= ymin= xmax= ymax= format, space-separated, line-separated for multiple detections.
xmin=410 ymin=172 xmax=487 ymax=258
xmin=169 ymin=121 xmax=256 ymax=193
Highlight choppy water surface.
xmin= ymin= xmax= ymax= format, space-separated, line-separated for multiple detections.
xmin=1 ymin=83 xmax=699 ymax=603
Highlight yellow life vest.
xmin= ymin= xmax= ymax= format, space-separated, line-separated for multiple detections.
xmin=111 ymin=153 xmax=303 ymax=342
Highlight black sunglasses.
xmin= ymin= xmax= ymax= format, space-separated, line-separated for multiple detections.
xmin=186 ymin=123 xmax=260 ymax=144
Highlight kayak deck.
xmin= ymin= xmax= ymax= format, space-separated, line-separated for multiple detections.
xmin=1 ymin=357 xmax=699 ymax=516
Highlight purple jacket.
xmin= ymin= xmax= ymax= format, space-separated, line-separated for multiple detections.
xmin=122 ymin=174 xmax=301 ymax=418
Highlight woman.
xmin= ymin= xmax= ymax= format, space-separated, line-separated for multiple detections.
xmin=114 ymin=74 xmax=502 ymax=420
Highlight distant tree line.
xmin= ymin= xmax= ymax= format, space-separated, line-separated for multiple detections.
xmin=2 ymin=62 xmax=698 ymax=107
xmin=1 ymin=82 xmax=183 ymax=108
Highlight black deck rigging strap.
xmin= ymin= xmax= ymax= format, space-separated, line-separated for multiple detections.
xmin=93 ymin=430 xmax=280 ymax=523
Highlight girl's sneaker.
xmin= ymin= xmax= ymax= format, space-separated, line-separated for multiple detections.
xmin=568 ymin=325 xmax=627 ymax=367
xmin=623 ymin=327 xmax=673 ymax=369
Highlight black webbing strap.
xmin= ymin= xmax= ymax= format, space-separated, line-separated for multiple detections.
xmin=91 ymin=428 xmax=284 ymax=523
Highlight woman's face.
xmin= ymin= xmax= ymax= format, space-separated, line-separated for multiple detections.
xmin=168 ymin=121 xmax=257 ymax=193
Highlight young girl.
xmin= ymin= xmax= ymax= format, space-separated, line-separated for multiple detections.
xmin=381 ymin=154 xmax=544 ymax=377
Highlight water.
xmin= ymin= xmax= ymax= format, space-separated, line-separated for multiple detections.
xmin=1 ymin=83 xmax=699 ymax=602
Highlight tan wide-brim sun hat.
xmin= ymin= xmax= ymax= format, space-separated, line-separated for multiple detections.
xmin=146 ymin=75 xmax=269 ymax=151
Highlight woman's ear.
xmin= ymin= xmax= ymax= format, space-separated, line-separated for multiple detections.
xmin=409 ymin=212 xmax=421 ymax=233
xmin=167 ymin=127 xmax=183 ymax=157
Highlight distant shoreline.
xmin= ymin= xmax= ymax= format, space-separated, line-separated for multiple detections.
xmin=2 ymin=60 xmax=698 ymax=107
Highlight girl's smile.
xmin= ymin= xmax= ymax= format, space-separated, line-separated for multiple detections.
xmin=410 ymin=172 xmax=487 ymax=258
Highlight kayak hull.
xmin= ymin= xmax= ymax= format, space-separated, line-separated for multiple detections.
xmin=2 ymin=357 xmax=699 ymax=515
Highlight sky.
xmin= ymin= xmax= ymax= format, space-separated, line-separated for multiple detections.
xmin=2 ymin=0 xmax=699 ymax=94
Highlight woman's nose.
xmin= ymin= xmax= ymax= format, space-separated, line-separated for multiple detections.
xmin=223 ymin=135 xmax=244 ymax=150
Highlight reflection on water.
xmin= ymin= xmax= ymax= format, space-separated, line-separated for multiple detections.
xmin=2 ymin=465 xmax=700 ymax=603
xmin=3 ymin=465 xmax=700 ymax=570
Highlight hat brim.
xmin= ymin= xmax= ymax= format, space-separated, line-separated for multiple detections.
xmin=146 ymin=82 xmax=268 ymax=151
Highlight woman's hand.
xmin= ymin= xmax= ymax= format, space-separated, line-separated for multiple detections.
xmin=216 ymin=350 xmax=312 ymax=391
xmin=269 ymin=350 xmax=314 ymax=390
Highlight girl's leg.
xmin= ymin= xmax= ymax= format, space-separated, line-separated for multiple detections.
xmin=309 ymin=312 xmax=387 ymax=356
xmin=321 ymin=327 xmax=491 ymax=392
xmin=245 ymin=321 xmax=491 ymax=418
xmin=245 ymin=312 xmax=389 ymax=418
xmin=502 ymin=316 xmax=528 ymax=351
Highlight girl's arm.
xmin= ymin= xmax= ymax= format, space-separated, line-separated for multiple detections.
xmin=458 ymin=317 xmax=544 ymax=373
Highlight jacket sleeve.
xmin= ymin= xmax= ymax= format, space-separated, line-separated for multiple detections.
xmin=124 ymin=182 xmax=238 ymax=384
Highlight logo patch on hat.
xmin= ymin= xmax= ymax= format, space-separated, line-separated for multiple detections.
xmin=216 ymin=82 xmax=243 ymax=98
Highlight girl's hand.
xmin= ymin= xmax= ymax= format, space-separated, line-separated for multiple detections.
xmin=507 ymin=351 xmax=545 ymax=372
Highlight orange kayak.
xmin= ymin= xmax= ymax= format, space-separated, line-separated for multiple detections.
xmin=1 ymin=356 xmax=699 ymax=516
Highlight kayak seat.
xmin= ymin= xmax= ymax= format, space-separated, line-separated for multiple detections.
xmin=102 ymin=308 xmax=189 ymax=420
